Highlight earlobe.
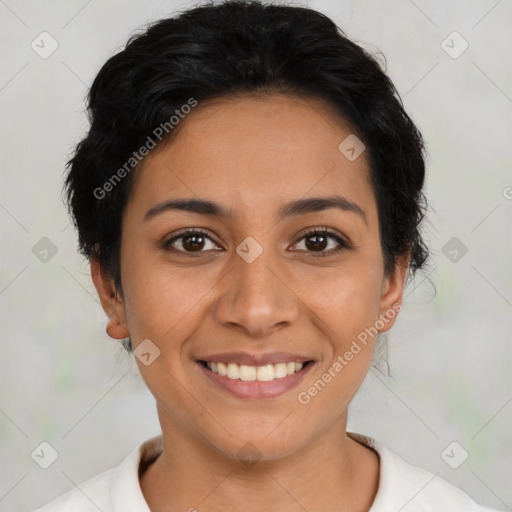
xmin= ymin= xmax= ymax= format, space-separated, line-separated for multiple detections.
xmin=105 ymin=317 xmax=130 ymax=340
xmin=90 ymin=255 xmax=130 ymax=340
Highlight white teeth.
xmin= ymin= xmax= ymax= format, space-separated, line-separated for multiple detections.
xmin=257 ymin=364 xmax=274 ymax=381
xmin=204 ymin=360 xmax=308 ymax=381
xmin=217 ymin=362 xmax=227 ymax=376
xmin=239 ymin=365 xmax=256 ymax=381
xmin=274 ymin=363 xmax=288 ymax=378
xmin=227 ymin=363 xmax=239 ymax=379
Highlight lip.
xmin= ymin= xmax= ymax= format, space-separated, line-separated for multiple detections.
xmin=196 ymin=351 xmax=313 ymax=366
xmin=196 ymin=359 xmax=315 ymax=399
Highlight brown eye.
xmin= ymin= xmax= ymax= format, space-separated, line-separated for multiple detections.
xmin=305 ymin=232 xmax=329 ymax=251
xmin=163 ymin=229 xmax=220 ymax=255
xmin=292 ymin=228 xmax=349 ymax=257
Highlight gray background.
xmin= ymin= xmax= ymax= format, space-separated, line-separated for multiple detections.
xmin=0 ymin=0 xmax=511 ymax=511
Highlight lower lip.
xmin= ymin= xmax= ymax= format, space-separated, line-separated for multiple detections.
xmin=196 ymin=361 xmax=314 ymax=399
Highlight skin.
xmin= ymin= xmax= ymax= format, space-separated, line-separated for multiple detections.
xmin=91 ymin=93 xmax=410 ymax=511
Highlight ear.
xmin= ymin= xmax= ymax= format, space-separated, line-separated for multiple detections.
xmin=377 ymin=250 xmax=410 ymax=333
xmin=90 ymin=254 xmax=129 ymax=340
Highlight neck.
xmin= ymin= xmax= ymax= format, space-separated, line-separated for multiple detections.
xmin=140 ymin=408 xmax=379 ymax=512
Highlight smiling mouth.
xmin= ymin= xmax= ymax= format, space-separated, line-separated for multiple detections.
xmin=198 ymin=360 xmax=314 ymax=382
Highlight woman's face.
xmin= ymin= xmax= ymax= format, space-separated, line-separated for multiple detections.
xmin=93 ymin=93 xmax=408 ymax=461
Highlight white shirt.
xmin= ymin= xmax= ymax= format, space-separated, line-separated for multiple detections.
xmin=32 ymin=432 xmax=500 ymax=511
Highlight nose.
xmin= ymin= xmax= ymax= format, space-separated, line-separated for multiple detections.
xmin=212 ymin=243 xmax=300 ymax=338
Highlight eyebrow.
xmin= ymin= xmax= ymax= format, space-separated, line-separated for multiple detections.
xmin=144 ymin=194 xmax=368 ymax=226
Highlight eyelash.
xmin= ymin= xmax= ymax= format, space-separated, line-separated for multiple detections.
xmin=162 ymin=227 xmax=350 ymax=258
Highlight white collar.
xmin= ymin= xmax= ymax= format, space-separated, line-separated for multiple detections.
xmin=110 ymin=434 xmax=162 ymax=512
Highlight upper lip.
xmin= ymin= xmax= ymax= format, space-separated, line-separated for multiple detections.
xmin=197 ymin=351 xmax=314 ymax=366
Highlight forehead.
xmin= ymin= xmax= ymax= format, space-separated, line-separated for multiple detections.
xmin=130 ymin=93 xmax=376 ymax=223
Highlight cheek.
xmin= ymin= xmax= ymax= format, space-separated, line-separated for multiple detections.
xmin=296 ymin=264 xmax=383 ymax=406
xmin=295 ymin=274 xmax=381 ymax=414
xmin=122 ymin=260 xmax=211 ymax=345
xmin=300 ymin=263 xmax=383 ymax=338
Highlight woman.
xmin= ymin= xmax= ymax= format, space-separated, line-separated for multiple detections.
xmin=33 ymin=0 xmax=501 ymax=510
